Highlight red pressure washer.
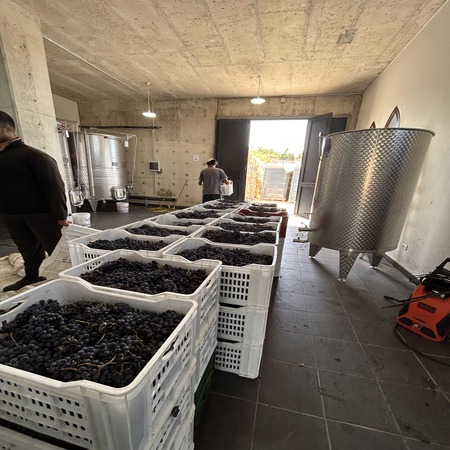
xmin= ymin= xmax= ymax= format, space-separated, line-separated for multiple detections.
xmin=387 ymin=258 xmax=450 ymax=342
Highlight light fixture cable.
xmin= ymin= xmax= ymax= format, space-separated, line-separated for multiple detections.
xmin=251 ymin=75 xmax=265 ymax=105
xmin=143 ymin=82 xmax=157 ymax=118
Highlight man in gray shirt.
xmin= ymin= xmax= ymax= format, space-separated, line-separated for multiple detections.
xmin=198 ymin=158 xmax=230 ymax=203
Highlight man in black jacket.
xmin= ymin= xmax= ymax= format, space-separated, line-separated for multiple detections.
xmin=0 ymin=111 xmax=69 ymax=292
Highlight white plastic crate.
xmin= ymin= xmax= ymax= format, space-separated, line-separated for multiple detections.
xmin=189 ymin=205 xmax=236 ymax=214
xmin=0 ymin=425 xmax=65 ymax=450
xmin=220 ymin=181 xmax=233 ymax=196
xmin=213 ymin=218 xmax=280 ymax=233
xmin=194 ymin=311 xmax=218 ymax=391
xmin=149 ymin=214 xmax=218 ymax=227
xmin=214 ymin=340 xmax=263 ymax=379
xmin=218 ymin=304 xmax=268 ymax=345
xmin=59 ymin=250 xmax=221 ymax=343
xmin=0 ymin=279 xmax=196 ymax=450
xmin=117 ymin=220 xmax=204 ymax=238
xmin=153 ymin=363 xmax=195 ymax=450
xmin=68 ymin=228 xmax=182 ymax=265
xmin=196 ymin=226 xmax=279 ymax=246
xmin=39 ymin=224 xmax=100 ymax=279
xmin=162 ymin=238 xmax=276 ymax=308
xmin=157 ymin=405 xmax=194 ymax=450
xmin=225 ymin=213 xmax=281 ymax=223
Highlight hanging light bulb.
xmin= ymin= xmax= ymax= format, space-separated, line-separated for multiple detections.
xmin=250 ymin=75 xmax=265 ymax=105
xmin=143 ymin=82 xmax=156 ymax=118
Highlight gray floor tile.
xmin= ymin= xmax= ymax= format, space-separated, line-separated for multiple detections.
xmin=405 ymin=439 xmax=450 ymax=449
xmin=253 ymin=405 xmax=329 ymax=450
xmin=194 ymin=393 xmax=256 ymax=450
xmin=263 ymin=328 xmax=315 ymax=365
xmin=380 ymin=381 xmax=450 ymax=446
xmin=266 ymin=306 xmax=310 ymax=334
xmin=210 ymin=370 xmax=260 ymax=402
xmin=363 ymin=345 xmax=437 ymax=388
xmin=312 ymin=336 xmax=374 ymax=377
xmin=327 ymin=421 xmax=407 ymax=450
xmin=274 ymin=276 xmax=303 ymax=294
xmin=351 ymin=319 xmax=405 ymax=348
xmin=302 ymin=280 xmax=339 ymax=298
xmin=259 ymin=359 xmax=323 ymax=416
xmin=319 ymin=370 xmax=398 ymax=433
xmin=342 ymin=299 xmax=391 ymax=322
xmin=308 ymin=313 xmax=357 ymax=341
xmin=272 ymin=291 xmax=307 ymax=311
xmin=417 ymin=355 xmax=450 ymax=394
xmin=305 ymin=294 xmax=346 ymax=316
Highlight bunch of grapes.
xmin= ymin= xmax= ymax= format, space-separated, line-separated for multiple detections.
xmin=80 ymin=258 xmax=208 ymax=295
xmin=177 ymin=244 xmax=272 ymax=266
xmin=202 ymin=229 xmax=276 ymax=245
xmin=126 ymin=224 xmax=188 ymax=237
xmin=88 ymin=237 xmax=167 ymax=252
xmin=0 ymin=299 xmax=184 ymax=387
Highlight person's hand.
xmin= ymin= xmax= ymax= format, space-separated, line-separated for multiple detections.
xmin=58 ymin=219 xmax=70 ymax=227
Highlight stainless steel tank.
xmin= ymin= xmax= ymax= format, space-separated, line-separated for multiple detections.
xmin=308 ymin=128 xmax=435 ymax=281
xmin=57 ymin=130 xmax=75 ymax=190
xmin=76 ymin=131 xmax=128 ymax=211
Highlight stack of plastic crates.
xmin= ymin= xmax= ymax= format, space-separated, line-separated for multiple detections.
xmin=39 ymin=224 xmax=100 ymax=280
xmin=59 ymin=250 xmax=221 ymax=389
xmin=68 ymin=228 xmax=183 ymax=266
xmin=0 ymin=279 xmax=197 ymax=450
xmin=163 ymin=237 xmax=277 ymax=379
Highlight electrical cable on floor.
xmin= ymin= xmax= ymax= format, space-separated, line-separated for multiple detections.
xmin=393 ymin=324 xmax=450 ymax=367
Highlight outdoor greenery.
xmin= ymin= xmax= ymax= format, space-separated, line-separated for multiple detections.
xmin=245 ymin=147 xmax=301 ymax=200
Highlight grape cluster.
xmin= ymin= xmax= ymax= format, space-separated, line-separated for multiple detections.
xmin=177 ymin=244 xmax=272 ymax=266
xmin=80 ymin=258 xmax=208 ymax=295
xmin=216 ymin=222 xmax=273 ymax=232
xmin=87 ymin=237 xmax=167 ymax=252
xmin=175 ymin=211 xmax=219 ymax=219
xmin=230 ymin=216 xmax=270 ymax=224
xmin=202 ymin=229 xmax=276 ymax=245
xmin=0 ymin=299 xmax=184 ymax=387
xmin=126 ymin=224 xmax=188 ymax=237
xmin=202 ymin=204 xmax=232 ymax=210
xmin=249 ymin=206 xmax=282 ymax=213
xmin=251 ymin=202 xmax=278 ymax=207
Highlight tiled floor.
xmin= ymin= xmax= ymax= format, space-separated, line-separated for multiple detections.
xmin=0 ymin=204 xmax=449 ymax=449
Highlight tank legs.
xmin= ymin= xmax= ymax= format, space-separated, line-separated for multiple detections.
xmin=338 ymin=251 xmax=360 ymax=282
xmin=368 ymin=252 xmax=384 ymax=269
xmin=308 ymin=243 xmax=322 ymax=258
xmin=88 ymin=200 xmax=98 ymax=212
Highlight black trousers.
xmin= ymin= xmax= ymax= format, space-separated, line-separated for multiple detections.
xmin=202 ymin=193 xmax=221 ymax=203
xmin=2 ymin=212 xmax=63 ymax=278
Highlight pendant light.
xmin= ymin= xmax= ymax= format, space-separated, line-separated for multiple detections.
xmin=250 ymin=75 xmax=265 ymax=105
xmin=142 ymin=82 xmax=156 ymax=118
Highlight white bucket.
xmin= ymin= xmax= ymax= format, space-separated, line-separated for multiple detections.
xmin=116 ymin=201 xmax=129 ymax=213
xmin=72 ymin=213 xmax=91 ymax=227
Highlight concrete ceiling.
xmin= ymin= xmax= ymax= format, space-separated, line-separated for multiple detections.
xmin=12 ymin=0 xmax=446 ymax=103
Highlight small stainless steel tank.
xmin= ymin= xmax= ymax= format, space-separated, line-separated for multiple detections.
xmin=76 ymin=131 xmax=128 ymax=211
xmin=308 ymin=128 xmax=435 ymax=281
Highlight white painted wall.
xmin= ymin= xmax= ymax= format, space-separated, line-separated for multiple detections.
xmin=356 ymin=2 xmax=450 ymax=274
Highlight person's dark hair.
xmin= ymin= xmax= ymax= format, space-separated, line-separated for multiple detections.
xmin=0 ymin=111 xmax=15 ymax=130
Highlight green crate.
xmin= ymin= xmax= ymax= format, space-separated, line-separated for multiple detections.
xmin=194 ymin=350 xmax=215 ymax=426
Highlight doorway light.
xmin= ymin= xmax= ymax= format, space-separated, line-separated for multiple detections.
xmin=143 ymin=82 xmax=156 ymax=118
xmin=250 ymin=75 xmax=265 ymax=105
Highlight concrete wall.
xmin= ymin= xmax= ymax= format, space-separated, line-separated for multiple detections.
xmin=356 ymin=2 xmax=450 ymax=274
xmin=0 ymin=0 xmax=61 ymax=165
xmin=79 ymin=94 xmax=361 ymax=206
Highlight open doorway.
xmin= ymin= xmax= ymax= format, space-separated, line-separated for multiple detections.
xmin=245 ymin=119 xmax=308 ymax=210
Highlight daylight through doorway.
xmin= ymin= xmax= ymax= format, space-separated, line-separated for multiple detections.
xmin=245 ymin=119 xmax=308 ymax=209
